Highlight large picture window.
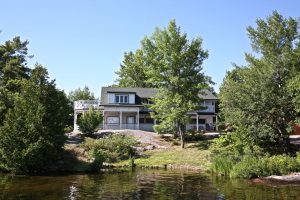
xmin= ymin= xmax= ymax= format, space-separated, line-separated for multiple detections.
xmin=115 ymin=94 xmax=129 ymax=103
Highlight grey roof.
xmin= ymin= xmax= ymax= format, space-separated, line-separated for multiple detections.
xmin=100 ymin=87 xmax=217 ymax=104
xmin=100 ymin=87 xmax=158 ymax=104
xmin=198 ymin=89 xmax=218 ymax=100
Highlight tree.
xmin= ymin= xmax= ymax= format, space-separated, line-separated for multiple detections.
xmin=0 ymin=37 xmax=32 ymax=125
xmin=77 ymin=108 xmax=103 ymax=137
xmin=67 ymin=86 xmax=95 ymax=130
xmin=220 ymin=11 xmax=300 ymax=153
xmin=116 ymin=50 xmax=153 ymax=87
xmin=116 ymin=20 xmax=212 ymax=148
xmin=68 ymin=86 xmax=95 ymax=102
xmin=0 ymin=65 xmax=70 ymax=173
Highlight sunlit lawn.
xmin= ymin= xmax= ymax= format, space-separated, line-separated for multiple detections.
xmin=113 ymin=142 xmax=211 ymax=171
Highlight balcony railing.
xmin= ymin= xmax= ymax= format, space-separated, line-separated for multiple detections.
xmin=74 ymin=100 xmax=99 ymax=110
xmin=100 ymin=123 xmax=154 ymax=131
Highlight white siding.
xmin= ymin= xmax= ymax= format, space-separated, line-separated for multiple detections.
xmin=108 ymin=93 xmax=115 ymax=104
xmin=129 ymin=94 xmax=135 ymax=104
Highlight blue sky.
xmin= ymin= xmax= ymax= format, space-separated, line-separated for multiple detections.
xmin=0 ymin=0 xmax=299 ymax=97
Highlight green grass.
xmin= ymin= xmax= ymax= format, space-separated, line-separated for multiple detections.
xmin=112 ymin=144 xmax=211 ymax=171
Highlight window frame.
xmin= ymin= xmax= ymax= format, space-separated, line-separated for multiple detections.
xmin=115 ymin=94 xmax=129 ymax=104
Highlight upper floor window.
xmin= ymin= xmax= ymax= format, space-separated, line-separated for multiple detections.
xmin=115 ymin=94 xmax=128 ymax=103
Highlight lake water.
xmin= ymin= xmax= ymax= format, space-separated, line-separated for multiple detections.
xmin=1 ymin=169 xmax=300 ymax=200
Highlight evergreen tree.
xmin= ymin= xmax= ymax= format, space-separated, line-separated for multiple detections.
xmin=0 ymin=37 xmax=32 ymax=125
xmin=0 ymin=65 xmax=70 ymax=173
xmin=77 ymin=108 xmax=103 ymax=137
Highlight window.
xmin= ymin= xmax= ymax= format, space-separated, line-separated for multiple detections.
xmin=115 ymin=94 xmax=129 ymax=103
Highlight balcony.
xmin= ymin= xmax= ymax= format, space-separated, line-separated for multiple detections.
xmin=74 ymin=100 xmax=99 ymax=110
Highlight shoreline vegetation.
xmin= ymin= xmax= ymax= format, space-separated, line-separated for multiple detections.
xmin=0 ymin=11 xmax=299 ymax=190
xmin=39 ymin=130 xmax=300 ymax=185
xmin=51 ymin=131 xmax=212 ymax=173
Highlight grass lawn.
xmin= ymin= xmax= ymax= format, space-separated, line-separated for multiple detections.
xmin=112 ymin=142 xmax=211 ymax=171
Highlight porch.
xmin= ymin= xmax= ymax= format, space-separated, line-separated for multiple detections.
xmin=102 ymin=109 xmax=155 ymax=132
xmin=186 ymin=112 xmax=218 ymax=131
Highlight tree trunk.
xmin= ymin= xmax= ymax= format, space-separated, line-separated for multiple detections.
xmin=179 ymin=125 xmax=185 ymax=148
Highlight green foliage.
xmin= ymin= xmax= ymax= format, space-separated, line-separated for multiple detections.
xmin=64 ymin=125 xmax=74 ymax=133
xmin=68 ymin=86 xmax=95 ymax=102
xmin=77 ymin=108 xmax=103 ymax=136
xmin=231 ymin=155 xmax=300 ymax=179
xmin=115 ymin=20 xmax=213 ymax=147
xmin=219 ymin=11 xmax=300 ymax=153
xmin=67 ymin=86 xmax=95 ymax=130
xmin=82 ymin=135 xmax=137 ymax=163
xmin=211 ymin=133 xmax=300 ymax=178
xmin=0 ymin=37 xmax=31 ymax=125
xmin=89 ymin=149 xmax=106 ymax=170
xmin=0 ymin=65 xmax=69 ymax=173
xmin=116 ymin=50 xmax=152 ymax=88
xmin=211 ymin=155 xmax=234 ymax=177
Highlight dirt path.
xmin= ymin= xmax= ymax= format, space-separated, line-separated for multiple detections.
xmin=98 ymin=129 xmax=171 ymax=149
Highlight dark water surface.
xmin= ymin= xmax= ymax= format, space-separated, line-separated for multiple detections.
xmin=1 ymin=170 xmax=300 ymax=200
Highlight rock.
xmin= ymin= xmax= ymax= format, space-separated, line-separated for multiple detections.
xmin=266 ymin=174 xmax=300 ymax=182
xmin=144 ymin=145 xmax=155 ymax=150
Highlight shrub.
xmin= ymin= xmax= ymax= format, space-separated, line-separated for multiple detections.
xmin=64 ymin=125 xmax=74 ymax=133
xmin=82 ymin=134 xmax=137 ymax=163
xmin=211 ymin=155 xmax=234 ymax=176
xmin=78 ymin=108 xmax=103 ymax=137
xmin=89 ymin=149 xmax=106 ymax=170
xmin=230 ymin=155 xmax=300 ymax=178
xmin=230 ymin=156 xmax=261 ymax=178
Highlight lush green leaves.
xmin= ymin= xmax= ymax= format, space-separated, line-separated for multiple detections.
xmin=220 ymin=11 xmax=300 ymax=153
xmin=68 ymin=86 xmax=95 ymax=102
xmin=116 ymin=20 xmax=212 ymax=147
xmin=0 ymin=65 xmax=69 ymax=173
xmin=77 ymin=108 xmax=103 ymax=136
xmin=0 ymin=37 xmax=32 ymax=125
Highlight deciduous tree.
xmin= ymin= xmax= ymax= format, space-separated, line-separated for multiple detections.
xmin=117 ymin=20 xmax=212 ymax=148
xmin=220 ymin=11 xmax=300 ymax=153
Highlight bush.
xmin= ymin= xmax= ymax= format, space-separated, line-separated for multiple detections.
xmin=185 ymin=130 xmax=204 ymax=141
xmin=211 ymin=155 xmax=234 ymax=176
xmin=82 ymin=134 xmax=137 ymax=163
xmin=230 ymin=155 xmax=300 ymax=178
xmin=78 ymin=108 xmax=103 ymax=137
xmin=230 ymin=156 xmax=261 ymax=178
xmin=64 ymin=125 xmax=74 ymax=133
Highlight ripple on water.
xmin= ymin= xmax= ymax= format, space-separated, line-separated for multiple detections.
xmin=1 ymin=170 xmax=300 ymax=199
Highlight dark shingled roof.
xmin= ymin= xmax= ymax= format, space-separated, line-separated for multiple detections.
xmin=100 ymin=87 xmax=217 ymax=104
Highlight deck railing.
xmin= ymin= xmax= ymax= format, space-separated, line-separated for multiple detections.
xmin=74 ymin=100 xmax=99 ymax=110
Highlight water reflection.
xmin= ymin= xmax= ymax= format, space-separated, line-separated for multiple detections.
xmin=0 ymin=170 xmax=300 ymax=199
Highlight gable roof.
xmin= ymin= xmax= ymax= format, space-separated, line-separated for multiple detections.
xmin=100 ymin=87 xmax=217 ymax=104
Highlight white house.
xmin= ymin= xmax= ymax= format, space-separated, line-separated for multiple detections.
xmin=74 ymin=87 xmax=218 ymax=132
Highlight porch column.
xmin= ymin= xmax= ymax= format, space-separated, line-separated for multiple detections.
xmin=215 ymin=115 xmax=218 ymax=131
xmin=102 ymin=110 xmax=105 ymax=129
xmin=136 ymin=111 xmax=140 ymax=130
xmin=74 ymin=112 xmax=77 ymax=131
xmin=196 ymin=113 xmax=199 ymax=131
xmin=120 ymin=111 xmax=123 ymax=129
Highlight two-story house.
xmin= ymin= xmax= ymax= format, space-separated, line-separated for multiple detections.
xmin=74 ymin=87 xmax=218 ymax=132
